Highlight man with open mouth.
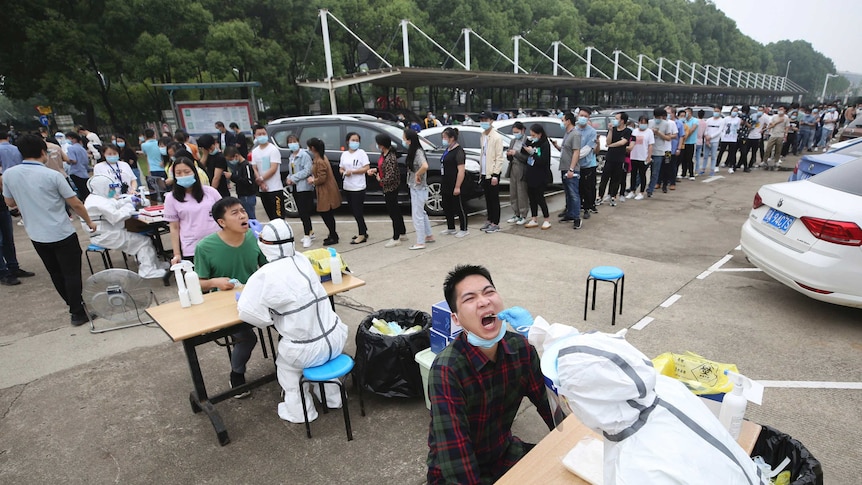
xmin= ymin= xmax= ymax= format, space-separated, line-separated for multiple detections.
xmin=426 ymin=264 xmax=554 ymax=484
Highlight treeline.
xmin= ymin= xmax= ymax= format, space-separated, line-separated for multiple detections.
xmin=0 ymin=0 xmax=848 ymax=128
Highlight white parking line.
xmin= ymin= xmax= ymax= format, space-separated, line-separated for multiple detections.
xmin=697 ymin=254 xmax=734 ymax=279
xmin=759 ymin=380 xmax=862 ymax=390
xmin=659 ymin=294 xmax=682 ymax=308
xmin=632 ymin=317 xmax=654 ymax=330
xmin=714 ymin=268 xmax=763 ymax=272
xmin=702 ymin=175 xmax=724 ymax=183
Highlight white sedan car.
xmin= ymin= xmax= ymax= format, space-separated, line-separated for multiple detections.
xmin=421 ymin=125 xmax=562 ymax=185
xmin=740 ymin=157 xmax=862 ymax=308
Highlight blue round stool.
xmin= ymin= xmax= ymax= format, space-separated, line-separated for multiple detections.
xmin=299 ymin=353 xmax=365 ymax=441
xmin=584 ymin=266 xmax=625 ymax=326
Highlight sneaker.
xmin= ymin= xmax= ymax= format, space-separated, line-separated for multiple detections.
xmin=322 ymin=236 xmax=339 ymax=245
xmin=573 ymin=219 xmax=582 ymax=230
xmin=618 ymin=196 xmax=625 ymax=203
xmin=777 ymin=159 xmax=784 ymax=166
xmin=559 ymin=216 xmax=574 ymax=222
xmin=384 ymin=238 xmax=401 ymax=248
xmin=524 ymin=220 xmax=539 ymax=228
xmin=609 ymin=198 xmax=616 ymax=207
xmin=408 ymin=244 xmax=425 ymax=250
xmin=484 ymin=224 xmax=500 ymax=233
xmin=589 ymin=208 xmax=599 ymax=214
xmin=647 ymin=192 xmax=653 ymax=198
xmin=557 ymin=212 xmax=567 ymax=218
xmin=70 ymin=312 xmax=89 ymax=326
xmin=582 ymin=210 xmax=591 ymax=220
xmin=440 ymin=228 xmax=457 ymax=235
xmin=479 ymin=222 xmax=491 ymax=231
xmin=308 ymin=232 xmax=316 ymax=241
xmin=625 ymin=192 xmax=635 ymax=199
xmin=728 ymin=167 xmax=734 ymax=174
xmin=13 ymin=268 xmax=35 ymax=278
xmin=541 ymin=221 xmax=552 ymax=230
xmin=1 ymin=275 xmax=21 ymax=286
xmin=17 ymin=220 xmax=24 ymax=226
xmin=506 ymin=216 xmax=519 ymax=224
xmin=301 ymin=235 xmax=312 ymax=248
xmin=454 ymin=230 xmax=469 ymax=238
xmin=230 ymin=372 xmax=251 ymax=399
xmin=515 ymin=217 xmax=527 ymax=225
xmin=688 ymin=176 xmax=695 ymax=181
xmin=634 ymin=193 xmax=644 ymax=200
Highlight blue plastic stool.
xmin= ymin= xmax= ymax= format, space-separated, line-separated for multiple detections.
xmin=299 ymin=354 xmax=365 ymax=441
xmin=584 ymin=266 xmax=625 ymax=326
xmin=85 ymin=244 xmax=129 ymax=275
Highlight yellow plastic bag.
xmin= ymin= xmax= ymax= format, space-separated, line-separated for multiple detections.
xmin=301 ymin=248 xmax=348 ymax=277
xmin=652 ymin=351 xmax=739 ymax=395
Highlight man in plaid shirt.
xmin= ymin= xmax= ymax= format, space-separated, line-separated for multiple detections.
xmin=426 ymin=265 xmax=554 ymax=484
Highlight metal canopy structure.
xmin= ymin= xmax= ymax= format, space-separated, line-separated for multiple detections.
xmin=297 ymin=67 xmax=790 ymax=96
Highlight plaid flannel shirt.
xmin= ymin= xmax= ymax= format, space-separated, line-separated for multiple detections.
xmin=426 ymin=332 xmax=554 ymax=484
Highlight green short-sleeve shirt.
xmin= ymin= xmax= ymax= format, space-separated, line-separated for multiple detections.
xmin=194 ymin=231 xmax=267 ymax=284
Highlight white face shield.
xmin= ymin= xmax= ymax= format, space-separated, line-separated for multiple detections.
xmin=257 ymin=219 xmax=296 ymax=261
xmin=87 ymin=175 xmax=120 ymax=198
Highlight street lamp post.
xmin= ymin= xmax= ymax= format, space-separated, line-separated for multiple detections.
xmin=821 ymin=73 xmax=839 ymax=103
xmin=783 ymin=60 xmax=791 ymax=90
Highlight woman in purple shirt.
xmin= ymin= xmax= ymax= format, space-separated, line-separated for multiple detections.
xmin=164 ymin=157 xmax=222 ymax=265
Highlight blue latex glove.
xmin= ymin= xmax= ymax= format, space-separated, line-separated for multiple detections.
xmin=498 ymin=306 xmax=534 ymax=337
xmin=248 ymin=219 xmax=263 ymax=237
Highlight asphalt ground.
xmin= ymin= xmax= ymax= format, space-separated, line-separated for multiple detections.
xmin=1 ymin=152 xmax=859 ymax=484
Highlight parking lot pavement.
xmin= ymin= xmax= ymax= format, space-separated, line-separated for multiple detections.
xmin=1 ymin=154 xmax=858 ymax=483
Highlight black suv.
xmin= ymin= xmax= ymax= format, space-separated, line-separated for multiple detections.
xmin=265 ymin=117 xmax=483 ymax=217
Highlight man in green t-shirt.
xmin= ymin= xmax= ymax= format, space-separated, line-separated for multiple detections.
xmin=195 ymin=196 xmax=268 ymax=398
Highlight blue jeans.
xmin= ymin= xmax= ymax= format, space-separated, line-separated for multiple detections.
xmin=817 ymin=127 xmax=832 ymax=147
xmin=562 ymin=172 xmax=581 ymax=219
xmin=0 ymin=208 xmax=20 ymax=276
xmin=694 ymin=144 xmax=703 ymax=173
xmin=797 ymin=130 xmax=814 ymax=152
xmin=699 ymin=141 xmax=719 ymax=174
xmin=648 ymin=155 xmax=664 ymax=194
xmin=238 ymin=195 xmax=257 ymax=220
xmin=132 ymin=168 xmax=142 ymax=186
xmin=410 ymin=186 xmax=432 ymax=244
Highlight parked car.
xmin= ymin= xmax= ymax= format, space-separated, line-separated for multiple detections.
xmin=420 ymin=125 xmax=562 ymax=185
xmin=494 ymin=117 xmax=566 ymax=144
xmin=838 ymin=116 xmax=862 ymax=142
xmin=265 ymin=118 xmax=483 ymax=217
xmin=740 ymin=156 xmax=862 ymax=308
xmin=788 ymin=137 xmax=862 ymax=182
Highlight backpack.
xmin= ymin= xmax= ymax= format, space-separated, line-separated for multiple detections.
xmin=231 ymin=161 xmax=258 ymax=196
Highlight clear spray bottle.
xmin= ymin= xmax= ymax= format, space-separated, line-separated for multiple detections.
xmin=719 ymin=370 xmax=748 ymax=439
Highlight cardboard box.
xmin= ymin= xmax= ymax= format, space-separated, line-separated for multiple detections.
xmin=432 ymin=300 xmax=461 ymax=337
xmin=430 ymin=328 xmax=461 ymax=354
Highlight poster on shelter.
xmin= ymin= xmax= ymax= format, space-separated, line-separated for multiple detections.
xmin=176 ymin=100 xmax=254 ymax=136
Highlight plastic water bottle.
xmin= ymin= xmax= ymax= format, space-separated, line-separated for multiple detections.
xmin=328 ymin=247 xmax=342 ymax=284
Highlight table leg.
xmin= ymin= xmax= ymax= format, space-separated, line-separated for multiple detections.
xmin=183 ymin=339 xmax=231 ymax=446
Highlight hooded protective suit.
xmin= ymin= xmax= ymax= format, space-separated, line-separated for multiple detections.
xmin=537 ymin=323 xmax=768 ymax=485
xmin=237 ymin=219 xmax=348 ymax=423
xmin=84 ymin=175 xmax=167 ymax=279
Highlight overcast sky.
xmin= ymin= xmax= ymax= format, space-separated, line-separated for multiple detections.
xmin=712 ymin=0 xmax=862 ymax=74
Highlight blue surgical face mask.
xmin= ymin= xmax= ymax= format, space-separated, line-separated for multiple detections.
xmin=348 ymin=141 xmax=360 ymax=151
xmin=256 ymin=135 xmax=269 ymax=145
xmin=210 ymin=147 xmax=219 ymax=154
xmin=138 ymin=137 xmax=145 ymax=143
xmin=713 ymin=112 xmax=720 ymax=118
xmin=106 ymin=155 xmax=120 ymax=163
xmin=559 ymin=122 xmax=566 ymax=130
xmin=639 ymin=123 xmax=648 ymax=130
xmin=513 ymin=132 xmax=523 ymax=140
xmin=466 ymin=321 xmax=507 ymax=348
xmin=577 ymin=116 xmax=588 ymax=126
xmin=159 ymin=147 xmax=168 ymax=155
xmin=440 ymin=138 xmax=450 ymax=147
xmin=288 ymin=142 xmax=300 ymax=152
xmin=731 ymin=111 xmax=738 ymax=117
xmin=175 ymin=175 xmax=196 ymax=188
xmin=479 ymin=122 xmax=491 ymax=130
xmin=228 ymin=158 xmax=239 ymax=168
xmin=117 ymin=142 xmax=126 ymax=148
xmin=611 ymin=119 xmax=620 ymax=127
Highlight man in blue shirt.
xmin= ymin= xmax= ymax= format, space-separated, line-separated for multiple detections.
xmin=65 ymin=132 xmax=92 ymax=200
xmin=0 ymin=131 xmax=23 ymax=172
xmin=3 ymin=135 xmax=97 ymax=325
xmin=796 ymin=108 xmax=817 ymax=153
xmin=140 ymin=129 xmax=166 ymax=178
xmin=576 ymin=108 xmax=598 ymax=219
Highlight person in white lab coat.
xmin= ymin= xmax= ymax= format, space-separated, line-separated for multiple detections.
xmin=237 ymin=219 xmax=348 ymax=423
xmin=84 ymin=175 xmax=166 ymax=279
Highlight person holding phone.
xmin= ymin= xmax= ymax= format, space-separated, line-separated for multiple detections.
xmin=250 ymin=124 xmax=284 ymax=221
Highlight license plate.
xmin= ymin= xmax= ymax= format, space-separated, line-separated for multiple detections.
xmin=762 ymin=208 xmax=796 ymax=234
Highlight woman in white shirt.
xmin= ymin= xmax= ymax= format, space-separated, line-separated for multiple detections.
xmin=627 ymin=116 xmax=654 ymax=200
xmin=93 ymin=144 xmax=137 ymax=194
xmin=338 ymin=132 xmax=371 ymax=244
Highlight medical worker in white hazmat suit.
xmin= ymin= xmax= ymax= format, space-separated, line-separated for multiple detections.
xmin=541 ymin=325 xmax=769 ymax=485
xmin=237 ymin=219 xmax=348 ymax=423
xmin=84 ymin=175 xmax=167 ymax=279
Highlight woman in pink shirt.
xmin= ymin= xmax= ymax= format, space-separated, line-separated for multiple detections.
xmin=694 ymin=110 xmax=708 ymax=176
xmin=164 ymin=157 xmax=222 ymax=265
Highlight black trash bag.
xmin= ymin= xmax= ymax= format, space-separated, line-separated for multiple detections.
xmin=355 ymin=309 xmax=431 ymax=398
xmin=751 ymin=424 xmax=824 ymax=485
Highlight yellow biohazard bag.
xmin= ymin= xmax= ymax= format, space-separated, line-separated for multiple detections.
xmin=301 ymin=248 xmax=348 ymax=278
xmin=651 ymin=351 xmax=739 ymax=395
